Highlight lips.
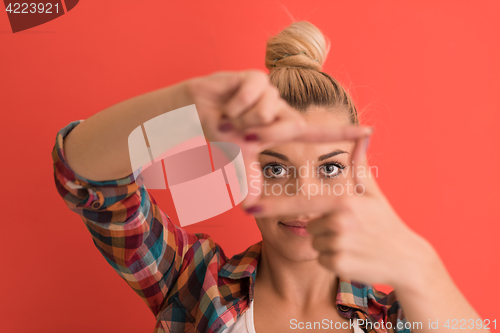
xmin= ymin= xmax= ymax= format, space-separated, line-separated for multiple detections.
xmin=279 ymin=221 xmax=311 ymax=237
xmin=280 ymin=220 xmax=309 ymax=228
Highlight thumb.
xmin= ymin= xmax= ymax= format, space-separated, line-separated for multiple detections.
xmin=189 ymin=71 xmax=243 ymax=102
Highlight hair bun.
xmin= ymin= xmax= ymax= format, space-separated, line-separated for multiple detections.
xmin=265 ymin=21 xmax=330 ymax=72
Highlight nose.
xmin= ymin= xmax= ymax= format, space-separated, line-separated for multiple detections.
xmin=290 ymin=163 xmax=325 ymax=199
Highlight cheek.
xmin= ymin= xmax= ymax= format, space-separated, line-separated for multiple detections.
xmin=255 ymin=217 xmax=278 ymax=234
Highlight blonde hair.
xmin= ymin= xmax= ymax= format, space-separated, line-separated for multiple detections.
xmin=265 ymin=21 xmax=359 ymax=124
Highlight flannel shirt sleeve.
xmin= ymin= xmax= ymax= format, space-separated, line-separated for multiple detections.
xmin=52 ymin=120 xmax=207 ymax=317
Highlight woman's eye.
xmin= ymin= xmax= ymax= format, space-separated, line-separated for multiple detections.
xmin=318 ymin=164 xmax=343 ymax=178
xmin=263 ymin=164 xmax=289 ymax=178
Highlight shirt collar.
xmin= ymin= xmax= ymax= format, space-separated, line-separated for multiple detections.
xmin=219 ymin=241 xmax=374 ymax=318
xmin=218 ymin=241 xmax=261 ymax=280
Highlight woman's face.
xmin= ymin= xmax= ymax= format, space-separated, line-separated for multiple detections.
xmin=255 ymin=107 xmax=355 ymax=262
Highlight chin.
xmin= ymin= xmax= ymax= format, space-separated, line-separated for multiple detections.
xmin=258 ymin=217 xmax=320 ymax=262
xmin=280 ymin=239 xmax=319 ymax=262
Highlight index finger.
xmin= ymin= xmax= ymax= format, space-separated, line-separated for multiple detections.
xmin=242 ymin=186 xmax=348 ymax=217
xmin=245 ymin=120 xmax=373 ymax=145
xmin=295 ymin=123 xmax=373 ymax=143
xmin=224 ymin=71 xmax=270 ymax=118
xmin=351 ymin=132 xmax=380 ymax=196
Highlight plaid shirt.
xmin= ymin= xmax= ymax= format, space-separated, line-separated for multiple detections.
xmin=52 ymin=120 xmax=411 ymax=333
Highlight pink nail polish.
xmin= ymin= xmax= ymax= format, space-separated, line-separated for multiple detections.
xmin=218 ymin=122 xmax=233 ymax=132
xmin=245 ymin=206 xmax=262 ymax=214
xmin=244 ymin=133 xmax=259 ymax=141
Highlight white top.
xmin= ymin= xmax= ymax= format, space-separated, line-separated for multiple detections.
xmin=223 ymin=300 xmax=256 ymax=333
xmin=222 ymin=300 xmax=364 ymax=333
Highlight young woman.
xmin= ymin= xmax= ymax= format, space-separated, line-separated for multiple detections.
xmin=52 ymin=22 xmax=487 ymax=333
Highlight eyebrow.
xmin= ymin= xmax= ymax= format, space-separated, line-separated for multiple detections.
xmin=260 ymin=150 xmax=289 ymax=161
xmin=318 ymin=149 xmax=349 ymax=161
xmin=260 ymin=149 xmax=348 ymax=162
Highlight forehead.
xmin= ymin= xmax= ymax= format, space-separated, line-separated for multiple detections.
xmin=260 ymin=106 xmax=355 ymax=161
xmin=301 ymin=106 xmax=352 ymax=126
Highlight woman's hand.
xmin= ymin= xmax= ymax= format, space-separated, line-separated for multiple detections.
xmin=309 ymin=137 xmax=441 ymax=288
xmin=186 ymin=70 xmax=306 ymax=143
xmin=307 ymin=183 xmax=439 ymax=290
xmin=186 ymin=70 xmax=373 ymax=206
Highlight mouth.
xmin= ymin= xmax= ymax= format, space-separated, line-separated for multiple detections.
xmin=279 ymin=220 xmax=311 ymax=237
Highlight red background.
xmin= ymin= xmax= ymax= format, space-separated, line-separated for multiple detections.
xmin=1 ymin=1 xmax=499 ymax=332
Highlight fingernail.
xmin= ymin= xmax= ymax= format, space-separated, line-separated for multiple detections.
xmin=218 ymin=122 xmax=234 ymax=132
xmin=245 ymin=206 xmax=263 ymax=214
xmin=245 ymin=133 xmax=259 ymax=141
